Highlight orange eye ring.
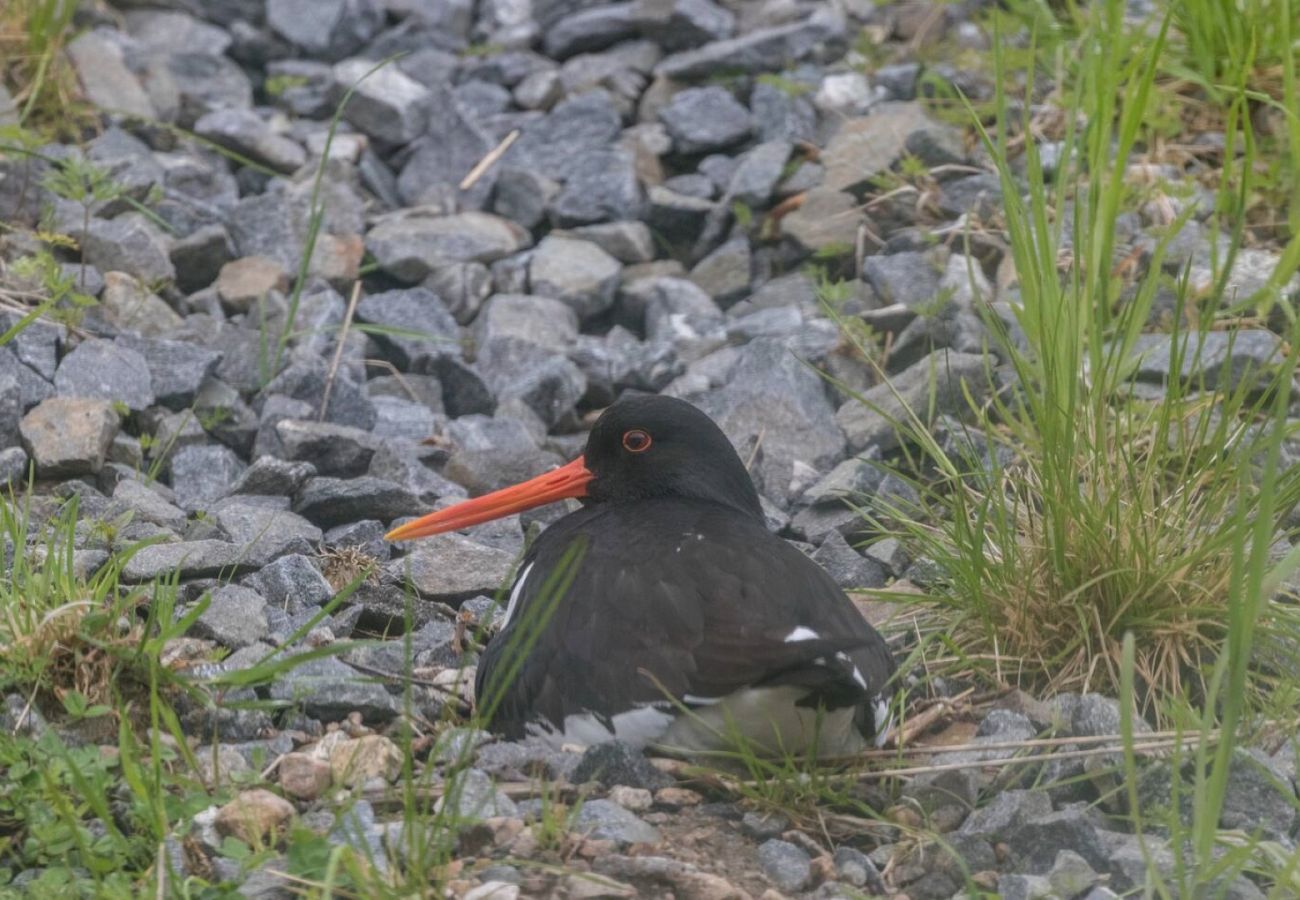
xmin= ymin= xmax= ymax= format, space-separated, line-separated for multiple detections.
xmin=622 ymin=429 xmax=652 ymax=453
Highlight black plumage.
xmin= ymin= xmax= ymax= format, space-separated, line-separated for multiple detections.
xmin=389 ymin=395 xmax=898 ymax=755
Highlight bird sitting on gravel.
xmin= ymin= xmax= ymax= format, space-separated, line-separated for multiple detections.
xmin=388 ymin=394 xmax=897 ymax=757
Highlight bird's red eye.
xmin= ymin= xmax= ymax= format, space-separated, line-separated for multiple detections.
xmin=622 ymin=429 xmax=652 ymax=453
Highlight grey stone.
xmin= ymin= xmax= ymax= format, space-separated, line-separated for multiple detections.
xmin=549 ymin=146 xmax=644 ymax=226
xmin=230 ymin=457 xmax=317 ymax=497
xmin=294 ymin=476 xmax=425 ymax=528
xmin=77 ymin=213 xmax=175 ymax=286
xmin=368 ymin=442 xmax=465 ymax=506
xmin=863 ymin=251 xmax=945 ymax=309
xmin=645 ymin=185 xmax=716 ymax=246
xmin=356 ymin=286 xmax=462 ymax=371
xmin=757 ymin=839 xmax=812 ymax=893
xmin=227 ymin=174 xmax=365 ymax=274
xmin=779 ymin=186 xmax=859 ymax=255
xmin=97 ymin=272 xmax=183 ymax=337
xmin=19 ymin=395 xmax=119 ymax=478
xmin=372 ymin=396 xmax=438 ymax=442
xmin=322 ymin=519 xmax=390 ymax=560
xmin=572 ymin=799 xmax=661 ymax=846
xmin=395 ymin=87 xmax=496 ymax=208
xmin=115 ymin=335 xmax=221 ymax=411
xmin=936 ymin=172 xmax=1002 ymax=219
xmin=112 ymin=479 xmax=188 ymax=530
xmin=506 ymin=90 xmax=624 ymax=180
xmin=247 ymin=554 xmax=334 ymax=610
xmin=267 ymin=0 xmax=384 ymax=60
xmin=689 ymin=238 xmax=751 ymax=306
xmin=655 ymin=8 xmax=846 ymax=79
xmin=439 ymin=768 xmax=518 ymax=820
xmin=544 ymin=3 xmax=640 ymax=58
xmin=0 ymin=349 xmax=54 ymax=412
xmin=367 ymin=210 xmax=531 ymax=283
xmin=725 ymin=139 xmax=792 ymax=207
xmin=959 ymin=789 xmax=1053 ymax=837
xmin=191 ymin=585 xmax=269 ymax=649
xmin=64 ymin=30 xmax=156 ymax=120
xmin=875 ymin=62 xmax=921 ymax=100
xmin=210 ymin=495 xmax=322 ymax=552
xmin=1129 ymin=329 xmax=1284 ymax=392
xmin=275 ymin=419 xmax=378 ymax=478
xmin=751 ymin=80 xmax=818 ymax=144
xmin=266 ymin=59 xmax=336 ymax=118
xmin=474 ymin=738 xmax=581 ymax=782
xmin=566 ymin=222 xmax=656 ymax=264
xmin=442 ymin=415 xmax=558 ymax=493
xmin=832 ymin=846 xmax=885 ymax=892
xmin=836 ymin=351 xmax=994 ymax=454
xmin=512 ymin=69 xmax=562 ymax=110
xmin=430 ymin=356 xmax=496 ymax=417
xmin=194 ymin=109 xmax=306 ymax=175
xmin=426 ymin=262 xmax=494 ymax=325
xmin=156 ymin=51 xmax=255 ymax=128
xmin=0 ymin=313 xmax=63 ymax=382
xmin=0 ymin=447 xmax=28 ymax=486
xmin=811 ymin=531 xmax=888 ymax=589
xmin=636 ymin=0 xmax=735 ymax=50
xmin=820 ymin=103 xmax=934 ymax=195
xmin=268 ymin=655 xmax=399 ymax=722
xmin=333 ymin=58 xmax=431 ymax=144
xmin=1005 ymin=807 xmax=1111 ymax=874
xmin=168 ymin=444 xmax=247 ymax=511
xmin=261 ymin=358 xmax=377 ymax=430
xmin=169 ymin=224 xmax=234 ymax=294
xmin=659 ymin=86 xmax=752 ymax=155
xmin=475 ymin=293 xmax=579 ymax=353
xmin=571 ymin=740 xmax=673 ymax=790
xmin=54 ymin=340 xmax=153 ymax=411
xmin=121 ymin=539 xmax=281 ymax=582
xmin=454 ymin=80 xmax=513 ymax=119
xmin=529 ymin=235 xmax=622 ymax=320
xmin=688 ymin=339 xmax=845 ymax=503
xmin=493 ymin=167 xmax=561 ymax=231
xmin=386 ymin=534 xmax=517 ymax=601
xmin=726 ymin=306 xmax=804 ymax=344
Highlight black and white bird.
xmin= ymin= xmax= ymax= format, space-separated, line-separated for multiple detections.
xmin=387 ymin=395 xmax=897 ymax=756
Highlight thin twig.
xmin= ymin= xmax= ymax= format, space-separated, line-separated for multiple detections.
xmin=460 ymin=129 xmax=519 ymax=190
xmin=319 ymin=281 xmax=362 ymax=422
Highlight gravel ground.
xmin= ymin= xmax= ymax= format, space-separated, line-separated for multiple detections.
xmin=1 ymin=0 xmax=1298 ymax=896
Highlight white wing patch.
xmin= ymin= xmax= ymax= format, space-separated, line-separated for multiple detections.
xmin=502 ymin=562 xmax=533 ymax=627
xmin=783 ymin=626 xmax=820 ymax=643
xmin=872 ymin=695 xmax=894 ymax=748
xmin=525 ymin=705 xmax=675 ymax=749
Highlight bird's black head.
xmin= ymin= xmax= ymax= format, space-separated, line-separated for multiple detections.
xmin=385 ymin=394 xmax=762 ymax=541
xmin=581 ymin=395 xmax=763 ymax=518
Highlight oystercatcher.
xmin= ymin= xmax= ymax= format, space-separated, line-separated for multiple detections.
xmin=387 ymin=395 xmax=897 ymax=756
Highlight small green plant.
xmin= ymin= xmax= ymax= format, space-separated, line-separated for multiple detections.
xmin=755 ymin=72 xmax=814 ymax=97
xmin=264 ymin=73 xmax=310 ymax=97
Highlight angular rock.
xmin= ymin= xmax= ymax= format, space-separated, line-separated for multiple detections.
xmin=549 ymin=146 xmax=644 ymax=226
xmin=266 ymin=0 xmax=384 ymax=60
xmin=779 ymin=187 xmax=859 ymax=255
xmin=210 ymin=495 xmax=322 ymax=552
xmin=438 ymin=768 xmax=519 ymax=821
xmin=836 ymin=351 xmax=993 ymax=454
xmin=442 ymin=415 xmax=559 ymax=494
xmin=77 ymin=213 xmax=175 ymax=286
xmin=355 ymin=286 xmax=461 ymax=370
xmin=191 ymin=584 xmax=270 ymax=649
xmin=386 ymin=534 xmax=517 ymax=601
xmin=115 ymin=335 xmax=222 ymax=411
xmin=275 ymin=419 xmax=379 ymax=478
xmin=690 ymin=339 xmax=845 ymax=503
xmin=98 ymin=272 xmax=183 ymax=336
xmin=194 ymin=109 xmax=306 ymax=174
xmin=294 ymin=476 xmax=425 ymax=528
xmin=655 ymin=8 xmax=846 ymax=79
xmin=229 ymin=456 xmax=317 ymax=498
xmin=65 ymin=30 xmax=156 ymax=120
xmin=121 ymin=539 xmax=281 ymax=582
xmin=54 ymin=339 xmax=154 ymax=412
xmin=636 ymin=0 xmax=735 ymax=51
xmin=821 ymin=102 xmax=933 ymax=194
xmin=572 ymin=799 xmax=660 ymax=846
xmin=757 ymin=839 xmax=812 ymax=893
xmin=811 ymin=531 xmax=888 ymax=589
xmin=544 ymin=3 xmax=641 ymax=58
xmin=571 ymin=740 xmax=673 ymax=791
xmin=248 ymin=554 xmax=334 ymax=610
xmin=19 ymin=397 xmax=119 ymax=477
xmin=367 ymin=210 xmax=531 ymax=283
xmin=529 ymin=235 xmax=622 ymax=320
xmin=333 ymin=58 xmax=431 ymax=145
xmin=267 ymin=655 xmax=399 ymax=722
xmin=658 ymin=86 xmax=752 ymax=155
xmin=169 ymin=444 xmax=247 ymax=510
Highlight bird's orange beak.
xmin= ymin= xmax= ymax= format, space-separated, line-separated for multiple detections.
xmin=385 ymin=456 xmax=594 ymax=541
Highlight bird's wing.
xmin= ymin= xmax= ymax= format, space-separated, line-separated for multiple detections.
xmin=476 ymin=501 xmax=897 ymax=739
